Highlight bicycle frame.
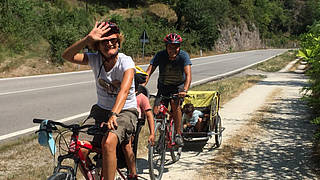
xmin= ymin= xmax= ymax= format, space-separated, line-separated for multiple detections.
xmin=156 ymin=103 xmax=176 ymax=149
xmin=53 ymin=128 xmax=102 ymax=180
xmin=148 ymin=95 xmax=184 ymax=180
xmin=34 ymin=118 xmax=143 ymax=180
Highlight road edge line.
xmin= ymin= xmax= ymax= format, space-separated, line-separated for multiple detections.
xmin=0 ymin=112 xmax=90 ymax=141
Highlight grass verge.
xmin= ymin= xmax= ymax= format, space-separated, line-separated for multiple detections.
xmin=251 ymin=50 xmax=297 ymax=72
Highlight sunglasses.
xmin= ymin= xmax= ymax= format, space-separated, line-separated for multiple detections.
xmin=101 ymin=38 xmax=119 ymax=45
xmin=167 ymin=44 xmax=180 ymax=49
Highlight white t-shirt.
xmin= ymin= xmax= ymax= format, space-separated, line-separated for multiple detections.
xmin=87 ymin=52 xmax=137 ymax=110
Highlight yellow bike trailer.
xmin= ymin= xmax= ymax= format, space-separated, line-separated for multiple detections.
xmin=182 ymin=91 xmax=225 ymax=147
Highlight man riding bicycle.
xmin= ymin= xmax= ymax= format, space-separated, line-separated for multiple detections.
xmin=144 ymin=33 xmax=192 ymax=146
xmin=62 ymin=21 xmax=138 ymax=180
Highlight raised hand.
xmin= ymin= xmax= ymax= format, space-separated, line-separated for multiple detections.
xmin=87 ymin=21 xmax=111 ymax=42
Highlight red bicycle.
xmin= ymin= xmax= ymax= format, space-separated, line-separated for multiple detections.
xmin=148 ymin=94 xmax=187 ymax=180
xmin=33 ymin=117 xmax=145 ymax=180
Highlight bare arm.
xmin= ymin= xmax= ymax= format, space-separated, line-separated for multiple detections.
xmin=146 ymin=110 xmax=155 ymax=135
xmin=62 ymin=21 xmax=111 ymax=65
xmin=112 ymin=68 xmax=135 ymax=114
xmin=106 ymin=68 xmax=135 ymax=130
xmin=183 ymin=65 xmax=192 ymax=91
xmin=145 ymin=110 xmax=155 ymax=144
xmin=143 ymin=64 xmax=156 ymax=86
xmin=178 ymin=65 xmax=192 ymax=97
xmin=61 ymin=36 xmax=91 ymax=65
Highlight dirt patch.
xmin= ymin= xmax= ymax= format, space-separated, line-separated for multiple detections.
xmin=0 ymin=57 xmax=90 ymax=78
xmin=0 ymin=55 xmax=153 ymax=79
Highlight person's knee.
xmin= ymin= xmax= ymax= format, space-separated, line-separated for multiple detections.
xmin=122 ymin=142 xmax=132 ymax=153
xmin=102 ymin=133 xmax=118 ymax=153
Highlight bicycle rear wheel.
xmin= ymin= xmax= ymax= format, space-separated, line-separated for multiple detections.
xmin=148 ymin=122 xmax=166 ymax=180
xmin=214 ymin=114 xmax=222 ymax=148
xmin=47 ymin=172 xmax=73 ymax=180
xmin=169 ymin=121 xmax=182 ymax=162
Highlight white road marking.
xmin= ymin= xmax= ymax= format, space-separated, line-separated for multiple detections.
xmin=0 ymin=70 xmax=92 ymax=81
xmin=0 ymin=112 xmax=90 ymax=141
xmin=192 ymin=56 xmax=243 ymax=67
xmin=0 ymin=81 xmax=94 ymax=96
xmin=191 ymin=54 xmax=277 ymax=86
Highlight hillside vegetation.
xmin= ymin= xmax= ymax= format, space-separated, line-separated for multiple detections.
xmin=1 ymin=0 xmax=320 ymax=68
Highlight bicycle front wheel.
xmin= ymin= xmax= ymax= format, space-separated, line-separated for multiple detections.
xmin=148 ymin=122 xmax=166 ymax=180
xmin=169 ymin=121 xmax=182 ymax=162
xmin=47 ymin=172 xmax=74 ymax=180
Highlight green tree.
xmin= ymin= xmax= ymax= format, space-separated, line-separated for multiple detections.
xmin=174 ymin=0 xmax=229 ymax=50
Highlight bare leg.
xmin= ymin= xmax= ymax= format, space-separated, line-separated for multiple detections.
xmin=171 ymin=100 xmax=182 ymax=135
xmin=122 ymin=139 xmax=137 ymax=176
xmin=101 ymin=133 xmax=118 ymax=180
xmin=195 ymin=119 xmax=203 ymax=132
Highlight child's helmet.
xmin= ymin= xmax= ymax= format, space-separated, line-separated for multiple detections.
xmin=134 ymin=66 xmax=148 ymax=88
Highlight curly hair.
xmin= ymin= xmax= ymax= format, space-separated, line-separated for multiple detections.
xmin=183 ymin=103 xmax=194 ymax=114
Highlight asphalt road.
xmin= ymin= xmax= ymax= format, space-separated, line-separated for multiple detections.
xmin=0 ymin=49 xmax=288 ymax=141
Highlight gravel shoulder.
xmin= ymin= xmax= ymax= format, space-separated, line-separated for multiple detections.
xmin=136 ymin=62 xmax=319 ymax=179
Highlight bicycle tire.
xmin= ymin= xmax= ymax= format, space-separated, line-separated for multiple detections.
xmin=214 ymin=114 xmax=222 ymax=148
xmin=47 ymin=172 xmax=73 ymax=180
xmin=169 ymin=121 xmax=182 ymax=162
xmin=148 ymin=122 xmax=166 ymax=180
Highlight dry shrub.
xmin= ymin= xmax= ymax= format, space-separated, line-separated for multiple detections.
xmin=148 ymin=3 xmax=177 ymax=24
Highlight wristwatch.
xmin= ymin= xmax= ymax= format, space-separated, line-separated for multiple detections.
xmin=183 ymin=89 xmax=188 ymax=93
xmin=110 ymin=112 xmax=120 ymax=117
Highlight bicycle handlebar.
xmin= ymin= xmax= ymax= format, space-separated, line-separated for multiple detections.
xmin=150 ymin=94 xmax=190 ymax=100
xmin=33 ymin=118 xmax=68 ymax=128
xmin=33 ymin=118 xmax=109 ymax=135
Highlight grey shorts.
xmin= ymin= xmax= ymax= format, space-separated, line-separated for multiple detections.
xmin=83 ymin=104 xmax=138 ymax=147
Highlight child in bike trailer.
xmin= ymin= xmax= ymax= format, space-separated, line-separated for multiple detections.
xmin=62 ymin=20 xmax=138 ymax=180
xmin=182 ymin=103 xmax=207 ymax=132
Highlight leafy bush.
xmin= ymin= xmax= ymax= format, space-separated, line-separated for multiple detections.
xmin=0 ymin=0 xmax=93 ymax=64
xmin=41 ymin=7 xmax=92 ymax=64
xmin=0 ymin=0 xmax=42 ymax=53
xmin=298 ymin=21 xmax=320 ymax=140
